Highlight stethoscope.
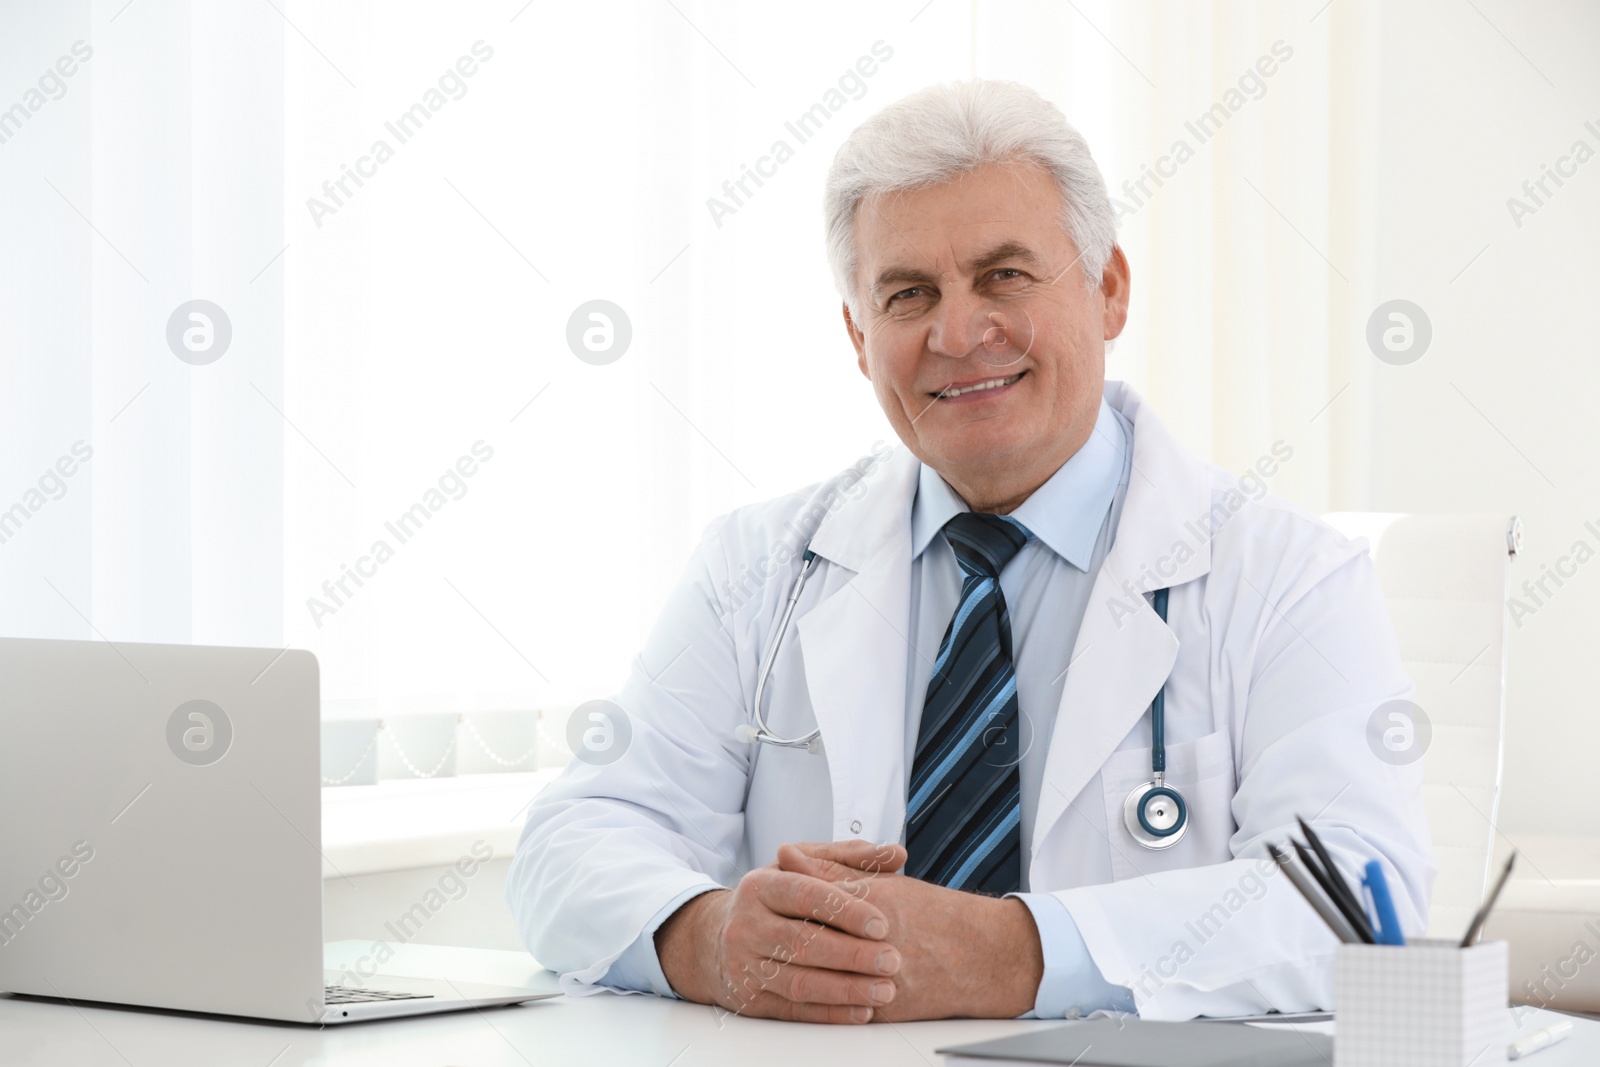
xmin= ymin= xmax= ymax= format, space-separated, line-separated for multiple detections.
xmin=734 ymin=549 xmax=1187 ymax=851
xmin=733 ymin=549 xmax=824 ymax=754
xmin=1120 ymin=586 xmax=1188 ymax=849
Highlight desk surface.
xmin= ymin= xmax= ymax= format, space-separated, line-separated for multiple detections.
xmin=3 ymin=942 xmax=1596 ymax=1066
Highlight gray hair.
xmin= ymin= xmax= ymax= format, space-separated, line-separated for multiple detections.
xmin=823 ymin=80 xmax=1115 ymax=316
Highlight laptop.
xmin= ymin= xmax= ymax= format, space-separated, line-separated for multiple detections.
xmin=0 ymin=636 xmax=558 ymax=1023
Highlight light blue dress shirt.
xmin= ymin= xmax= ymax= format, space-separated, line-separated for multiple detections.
xmin=603 ymin=399 xmax=1138 ymax=1018
xmin=905 ymin=397 xmax=1135 ymax=1018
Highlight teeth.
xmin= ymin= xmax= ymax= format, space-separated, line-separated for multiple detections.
xmin=944 ymin=373 xmax=1021 ymax=398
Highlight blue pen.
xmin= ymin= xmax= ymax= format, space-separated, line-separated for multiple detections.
xmin=1362 ymin=860 xmax=1405 ymax=945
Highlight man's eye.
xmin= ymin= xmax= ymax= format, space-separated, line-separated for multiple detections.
xmin=889 ymin=287 xmax=925 ymax=304
xmin=992 ymin=269 xmax=1024 ymax=281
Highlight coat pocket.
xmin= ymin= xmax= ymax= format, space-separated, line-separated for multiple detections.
xmin=1099 ymin=729 xmax=1236 ymax=881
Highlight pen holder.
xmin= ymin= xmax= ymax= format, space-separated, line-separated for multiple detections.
xmin=1334 ymin=940 xmax=1509 ymax=1067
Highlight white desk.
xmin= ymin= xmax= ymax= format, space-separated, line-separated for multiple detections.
xmin=3 ymin=942 xmax=1596 ymax=1066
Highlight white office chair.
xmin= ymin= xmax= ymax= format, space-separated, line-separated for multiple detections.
xmin=1322 ymin=513 xmax=1521 ymax=940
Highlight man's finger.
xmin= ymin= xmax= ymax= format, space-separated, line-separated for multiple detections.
xmin=775 ymin=843 xmax=852 ymax=882
xmin=726 ymin=955 xmax=897 ymax=1010
xmin=782 ymin=839 xmax=906 ymax=875
xmin=776 ymin=842 xmax=906 ymax=884
xmin=756 ymin=869 xmax=890 ymax=940
xmin=774 ymin=920 xmax=901 ymax=977
xmin=733 ymin=990 xmax=875 ymax=1025
xmin=774 ymin=847 xmax=883 ymax=889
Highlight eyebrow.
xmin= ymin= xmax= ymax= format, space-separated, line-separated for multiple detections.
xmin=869 ymin=265 xmax=937 ymax=301
xmin=869 ymin=240 xmax=1044 ymax=302
xmin=966 ymin=240 xmax=1042 ymax=275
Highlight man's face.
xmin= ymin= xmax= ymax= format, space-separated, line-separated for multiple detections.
xmin=844 ymin=162 xmax=1129 ymax=484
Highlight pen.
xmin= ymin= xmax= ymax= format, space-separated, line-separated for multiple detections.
xmin=1269 ymin=843 xmax=1362 ymax=944
xmin=1508 ymin=1019 xmax=1572 ymax=1060
xmin=1461 ymin=852 xmax=1517 ymax=947
xmin=1297 ymin=817 xmax=1370 ymax=930
xmin=1362 ymin=860 xmax=1405 ymax=946
xmin=1292 ymin=839 xmax=1374 ymax=943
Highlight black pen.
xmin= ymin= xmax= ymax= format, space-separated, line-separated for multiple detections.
xmin=1269 ymin=843 xmax=1363 ymax=943
xmin=1297 ymin=816 xmax=1371 ymax=935
xmin=1292 ymin=839 xmax=1375 ymax=943
xmin=1460 ymin=852 xmax=1516 ymax=947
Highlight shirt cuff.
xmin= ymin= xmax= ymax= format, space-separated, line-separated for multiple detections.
xmin=1010 ymin=892 xmax=1137 ymax=1018
xmin=598 ymin=884 xmax=723 ymax=997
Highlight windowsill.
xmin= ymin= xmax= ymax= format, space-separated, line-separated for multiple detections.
xmin=320 ymin=768 xmax=563 ymax=878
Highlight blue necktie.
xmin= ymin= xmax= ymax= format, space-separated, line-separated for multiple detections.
xmin=906 ymin=511 xmax=1029 ymax=894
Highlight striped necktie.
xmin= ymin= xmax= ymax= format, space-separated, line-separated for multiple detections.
xmin=906 ymin=511 xmax=1030 ymax=894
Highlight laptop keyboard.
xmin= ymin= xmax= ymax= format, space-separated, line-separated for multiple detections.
xmin=324 ymin=984 xmax=434 ymax=1005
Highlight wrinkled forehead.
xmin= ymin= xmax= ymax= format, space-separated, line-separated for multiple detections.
xmin=852 ymin=163 xmax=1070 ymax=297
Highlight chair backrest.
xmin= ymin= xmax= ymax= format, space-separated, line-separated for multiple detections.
xmin=1321 ymin=512 xmax=1519 ymax=940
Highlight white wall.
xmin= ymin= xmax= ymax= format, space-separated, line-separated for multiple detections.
xmin=1366 ymin=0 xmax=1600 ymax=839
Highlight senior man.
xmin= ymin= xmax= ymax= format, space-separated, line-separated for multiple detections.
xmin=508 ymin=80 xmax=1433 ymax=1022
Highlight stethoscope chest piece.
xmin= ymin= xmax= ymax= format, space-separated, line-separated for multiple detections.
xmin=1123 ymin=779 xmax=1188 ymax=849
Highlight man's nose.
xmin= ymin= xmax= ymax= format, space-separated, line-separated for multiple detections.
xmin=925 ymin=291 xmax=989 ymax=359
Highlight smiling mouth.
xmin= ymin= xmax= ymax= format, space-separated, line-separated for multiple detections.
xmin=935 ymin=371 xmax=1025 ymax=399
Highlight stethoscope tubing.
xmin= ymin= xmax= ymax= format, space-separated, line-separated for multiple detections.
xmin=744 ymin=549 xmax=822 ymax=750
xmin=1123 ymin=584 xmax=1188 ymax=849
xmin=1149 ymin=586 xmax=1169 ymax=774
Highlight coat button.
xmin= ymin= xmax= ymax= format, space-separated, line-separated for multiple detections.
xmin=849 ymin=820 xmax=862 ymax=834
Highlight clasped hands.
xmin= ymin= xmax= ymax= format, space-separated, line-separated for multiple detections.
xmin=654 ymin=840 xmax=1044 ymax=1023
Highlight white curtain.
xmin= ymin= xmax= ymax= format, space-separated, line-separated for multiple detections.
xmin=1102 ymin=1 xmax=1383 ymax=512
xmin=0 ymin=2 xmax=285 ymax=648
xmin=1 ymin=0 xmax=1377 ymax=718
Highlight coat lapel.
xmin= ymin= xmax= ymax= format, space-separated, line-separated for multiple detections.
xmin=1029 ymin=555 xmax=1178 ymax=856
xmin=1030 ymin=382 xmax=1217 ymax=862
xmin=796 ymin=450 xmax=920 ymax=843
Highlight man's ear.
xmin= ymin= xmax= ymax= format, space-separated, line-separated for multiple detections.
xmin=1100 ymin=245 xmax=1132 ymax=341
xmin=842 ymin=302 xmax=870 ymax=380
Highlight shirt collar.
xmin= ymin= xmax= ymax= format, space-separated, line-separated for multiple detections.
xmin=910 ymin=396 xmax=1129 ymax=572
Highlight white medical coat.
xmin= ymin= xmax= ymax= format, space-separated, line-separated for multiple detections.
xmin=506 ymin=380 xmax=1435 ymax=1019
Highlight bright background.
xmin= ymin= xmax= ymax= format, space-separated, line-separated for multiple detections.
xmin=1 ymin=0 xmax=1596 ymax=839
